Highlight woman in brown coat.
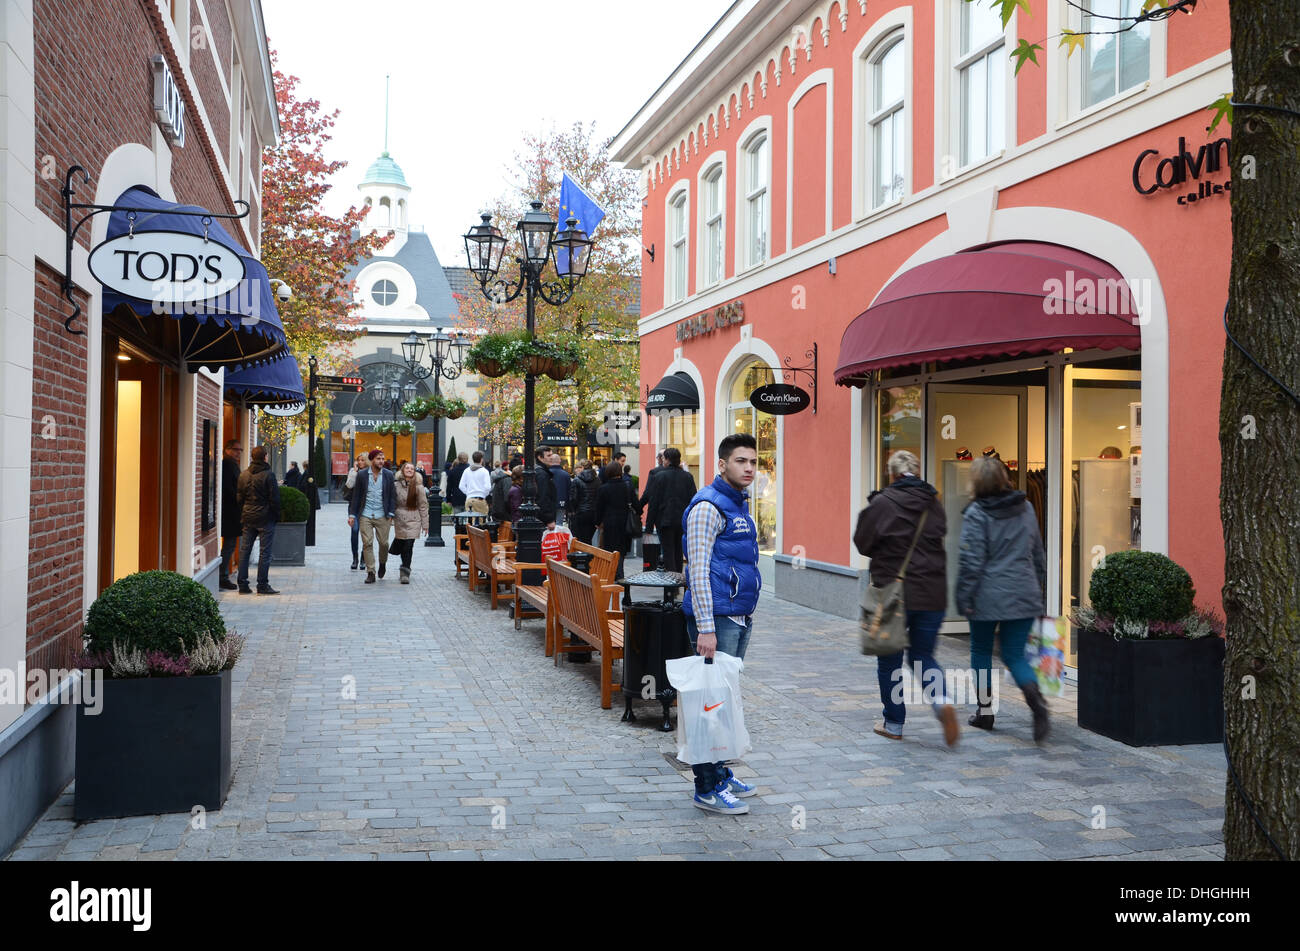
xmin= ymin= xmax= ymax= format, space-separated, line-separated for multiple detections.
xmin=392 ymin=461 xmax=429 ymax=583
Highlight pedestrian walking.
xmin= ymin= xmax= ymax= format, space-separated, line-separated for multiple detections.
xmin=568 ymin=458 xmax=599 ymax=544
xmin=548 ymin=453 xmax=571 ymax=522
xmin=594 ymin=462 xmax=636 ymax=580
xmin=283 ymin=461 xmax=302 ymax=487
xmin=459 ymin=450 xmax=492 ymax=515
xmin=507 ymin=466 xmax=524 ymax=524
xmin=638 ymin=450 xmax=665 ymax=519
xmin=853 ymin=450 xmax=958 ymax=746
xmin=489 ymin=460 xmax=512 ymax=524
xmin=645 ymin=447 xmax=696 ymax=573
xmin=348 ymin=449 xmax=396 ymax=584
xmin=533 ymin=447 xmax=558 ymax=529
xmin=218 ymin=437 xmax=243 ymax=590
xmin=391 ymin=461 xmax=429 ymax=583
xmin=235 ymin=445 xmax=280 ymax=595
xmin=956 ymin=456 xmax=1051 ymax=742
xmin=681 ymin=433 xmax=761 ymax=814
xmin=446 ymin=452 xmax=469 ymax=513
xmin=343 ymin=452 xmax=368 ymax=569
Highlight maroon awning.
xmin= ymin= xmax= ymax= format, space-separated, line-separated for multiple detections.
xmin=834 ymin=241 xmax=1142 ymax=386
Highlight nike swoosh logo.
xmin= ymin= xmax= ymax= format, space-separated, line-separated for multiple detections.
xmin=704 ymin=702 xmax=724 ymax=712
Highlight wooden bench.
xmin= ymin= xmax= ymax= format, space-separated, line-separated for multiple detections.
xmin=547 ymin=557 xmax=626 ymax=709
xmin=455 ymin=520 xmax=510 ymax=578
xmin=511 ymin=541 xmax=621 ymax=657
xmin=466 ymin=525 xmax=515 ymax=609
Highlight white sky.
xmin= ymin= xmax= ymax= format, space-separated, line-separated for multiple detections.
xmin=262 ymin=0 xmax=734 ymax=263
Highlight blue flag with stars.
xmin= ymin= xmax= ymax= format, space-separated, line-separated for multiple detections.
xmin=556 ymin=173 xmax=605 ymax=273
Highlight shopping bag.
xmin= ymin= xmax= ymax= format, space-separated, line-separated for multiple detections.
xmin=540 ymin=526 xmax=573 ymax=573
xmin=666 ymin=653 xmax=751 ymax=765
xmin=1026 ymin=616 xmax=1066 ymax=697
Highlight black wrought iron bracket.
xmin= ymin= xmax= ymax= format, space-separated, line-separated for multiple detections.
xmin=782 ymin=342 xmax=819 ymax=414
xmin=476 ymin=258 xmax=579 ymax=310
xmin=60 ymin=164 xmax=249 ymax=336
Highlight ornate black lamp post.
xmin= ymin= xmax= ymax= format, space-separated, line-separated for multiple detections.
xmin=403 ymin=327 xmax=469 ymax=547
xmin=373 ymin=379 xmax=416 ymax=461
xmin=463 ymin=201 xmax=593 ymax=579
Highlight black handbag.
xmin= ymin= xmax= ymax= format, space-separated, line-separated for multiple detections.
xmin=624 ymin=484 xmax=643 ymax=537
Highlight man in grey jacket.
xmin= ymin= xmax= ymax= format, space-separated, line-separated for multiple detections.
xmin=236 ymin=446 xmax=280 ymax=595
xmin=348 ymin=449 xmax=397 ymax=583
xmin=956 ymin=457 xmax=1050 ymax=742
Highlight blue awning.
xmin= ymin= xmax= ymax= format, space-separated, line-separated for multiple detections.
xmin=224 ymin=351 xmax=305 ymax=407
xmin=99 ymin=186 xmax=287 ymax=371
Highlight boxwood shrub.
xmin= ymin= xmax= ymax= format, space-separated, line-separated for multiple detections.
xmin=1088 ymin=550 xmax=1195 ymax=622
xmin=280 ymin=485 xmax=309 ymax=523
xmin=84 ymin=570 xmax=226 ymax=657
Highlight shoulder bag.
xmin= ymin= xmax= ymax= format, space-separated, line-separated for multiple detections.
xmin=859 ymin=510 xmax=928 ymax=657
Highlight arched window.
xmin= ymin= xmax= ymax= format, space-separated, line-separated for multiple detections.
xmin=725 ymin=360 xmax=778 ymax=554
xmin=667 ymin=188 xmax=689 ymax=304
xmin=741 ymin=133 xmax=769 ymax=268
xmin=701 ymin=163 xmax=725 ymax=287
xmin=379 ymin=196 xmax=391 ymax=227
xmin=397 ymin=198 xmax=406 ymax=228
xmin=868 ymin=34 xmax=905 ymax=207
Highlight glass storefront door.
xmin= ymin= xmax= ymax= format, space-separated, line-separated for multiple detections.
xmin=726 ymin=361 xmax=778 ymax=587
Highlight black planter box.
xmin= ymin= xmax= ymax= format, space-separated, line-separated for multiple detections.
xmin=272 ymin=520 xmax=307 ymax=566
xmin=75 ymin=670 xmax=232 ymax=820
xmin=1077 ymin=628 xmax=1224 ymax=746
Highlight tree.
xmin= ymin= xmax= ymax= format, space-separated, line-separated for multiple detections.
xmin=255 ymin=49 xmax=390 ymax=447
xmin=458 ymin=122 xmax=642 ymax=457
xmin=970 ymin=0 xmax=1300 ymax=859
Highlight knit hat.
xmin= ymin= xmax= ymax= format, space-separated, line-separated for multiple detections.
xmin=368 ymin=449 xmax=383 ymax=461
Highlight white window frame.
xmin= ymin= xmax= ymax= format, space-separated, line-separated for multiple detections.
xmin=697 ymin=157 xmax=727 ymax=289
xmin=665 ymin=183 xmax=690 ymax=305
xmin=735 ymin=116 xmax=772 ymax=274
xmin=1061 ymin=0 xmax=1162 ymax=120
xmin=852 ymin=8 xmax=913 ymax=220
xmin=951 ymin=0 xmax=1011 ymax=172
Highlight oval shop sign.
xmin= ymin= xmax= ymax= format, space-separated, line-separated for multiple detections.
xmin=749 ymin=383 xmax=811 ymax=415
xmin=89 ymin=230 xmax=246 ymax=304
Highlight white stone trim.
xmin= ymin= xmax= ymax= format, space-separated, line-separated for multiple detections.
xmin=695 ymin=154 xmax=727 ymax=291
xmin=734 ymin=114 xmax=773 ymax=276
xmin=714 ymin=335 xmax=784 ymax=554
xmin=785 ymin=67 xmax=834 ymax=251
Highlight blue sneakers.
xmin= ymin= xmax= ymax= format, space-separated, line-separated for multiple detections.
xmin=693 ymin=782 xmax=750 ymax=815
xmin=721 ymin=767 xmax=757 ymax=798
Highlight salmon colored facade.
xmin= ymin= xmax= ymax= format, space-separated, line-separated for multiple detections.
xmin=614 ymin=0 xmax=1232 ymax=639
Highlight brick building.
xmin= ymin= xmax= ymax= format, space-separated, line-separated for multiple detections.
xmin=614 ymin=1 xmax=1231 ymax=646
xmin=0 ymin=0 xmax=279 ymax=854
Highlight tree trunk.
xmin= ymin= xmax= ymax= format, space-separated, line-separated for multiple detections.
xmin=1220 ymin=0 xmax=1300 ymax=860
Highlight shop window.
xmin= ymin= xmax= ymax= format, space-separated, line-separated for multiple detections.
xmin=725 ymin=361 xmax=777 ymax=554
xmin=660 ymin=411 xmax=702 ymax=488
xmin=666 ymin=187 xmax=689 ymax=304
xmin=877 ymin=384 xmax=923 ymax=489
xmin=740 ymin=132 xmax=769 ymax=269
xmin=1077 ymin=0 xmax=1151 ymax=110
xmin=700 ymin=163 xmax=725 ymax=288
xmin=956 ymin=0 xmax=1006 ymax=167
xmin=371 ymin=279 xmax=398 ymax=306
xmin=868 ymin=34 xmax=906 ymax=208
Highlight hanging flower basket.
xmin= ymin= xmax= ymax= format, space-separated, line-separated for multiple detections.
xmin=521 ymin=354 xmax=556 ymax=377
xmin=465 ymin=330 xmax=528 ymax=378
xmin=403 ymin=396 xmax=431 ymax=421
xmin=376 ymin=421 xmax=413 ymax=437
xmin=545 ymin=361 xmax=579 ymax=381
xmin=476 ymin=359 xmax=507 ymax=378
xmin=443 ymin=397 xmax=469 ymax=420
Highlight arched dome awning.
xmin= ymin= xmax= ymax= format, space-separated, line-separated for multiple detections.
xmin=645 ymin=371 xmax=700 ymax=411
xmin=834 ymin=241 xmax=1142 ymax=386
xmin=224 ymin=352 xmax=305 ymax=407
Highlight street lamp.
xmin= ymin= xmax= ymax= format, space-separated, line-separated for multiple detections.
xmin=402 ymin=328 xmax=470 ymax=547
xmin=463 ymin=203 xmax=593 ymax=582
xmin=373 ymin=379 xmax=416 ymax=461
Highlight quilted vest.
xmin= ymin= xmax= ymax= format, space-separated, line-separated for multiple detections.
xmin=681 ymin=477 xmax=761 ymax=618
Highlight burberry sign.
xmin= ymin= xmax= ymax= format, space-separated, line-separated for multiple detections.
xmin=676 ymin=300 xmax=745 ymax=342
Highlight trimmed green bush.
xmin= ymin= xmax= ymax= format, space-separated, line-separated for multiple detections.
xmin=280 ymin=485 xmax=309 ymax=523
xmin=85 ymin=570 xmax=226 ymax=657
xmin=1088 ymin=550 xmax=1195 ymax=623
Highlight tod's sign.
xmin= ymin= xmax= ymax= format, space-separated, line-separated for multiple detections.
xmin=88 ymin=230 xmax=246 ymax=304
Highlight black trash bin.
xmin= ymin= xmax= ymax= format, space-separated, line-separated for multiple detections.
xmin=619 ymin=567 xmax=692 ymax=731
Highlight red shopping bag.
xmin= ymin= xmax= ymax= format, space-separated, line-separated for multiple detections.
xmin=540 ymin=526 xmax=573 ymax=573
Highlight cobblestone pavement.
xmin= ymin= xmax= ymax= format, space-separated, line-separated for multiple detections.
xmin=8 ymin=510 xmax=1225 ymax=861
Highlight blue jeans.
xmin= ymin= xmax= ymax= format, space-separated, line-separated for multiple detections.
xmin=685 ymin=614 xmax=753 ymax=794
xmin=969 ymin=618 xmax=1037 ymax=701
xmin=876 ymin=609 xmax=947 ymax=730
xmin=237 ymin=521 xmax=276 ymax=588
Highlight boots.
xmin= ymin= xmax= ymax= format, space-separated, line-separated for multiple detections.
xmin=400 ymin=567 xmax=410 ymax=584
xmin=968 ymin=709 xmax=996 ymax=731
xmin=1022 ymin=683 xmax=1051 ymax=743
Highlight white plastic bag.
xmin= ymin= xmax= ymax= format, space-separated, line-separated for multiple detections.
xmin=666 ymin=653 xmax=751 ymax=765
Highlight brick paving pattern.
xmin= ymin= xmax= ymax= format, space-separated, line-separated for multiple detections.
xmin=7 ymin=511 xmax=1226 ymax=861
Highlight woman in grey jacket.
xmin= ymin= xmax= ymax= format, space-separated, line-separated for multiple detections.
xmin=956 ymin=457 xmax=1050 ymax=742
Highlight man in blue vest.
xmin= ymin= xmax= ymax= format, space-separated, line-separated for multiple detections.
xmin=682 ymin=432 xmax=761 ymax=815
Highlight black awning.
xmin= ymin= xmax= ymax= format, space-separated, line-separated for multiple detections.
xmin=646 ymin=371 xmax=698 ymax=412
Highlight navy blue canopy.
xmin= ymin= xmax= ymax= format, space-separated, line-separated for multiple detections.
xmin=223 ymin=352 xmax=305 ymax=407
xmin=99 ymin=186 xmax=287 ymax=371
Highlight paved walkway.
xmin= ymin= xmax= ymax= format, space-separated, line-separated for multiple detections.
xmin=8 ymin=509 xmax=1225 ymax=860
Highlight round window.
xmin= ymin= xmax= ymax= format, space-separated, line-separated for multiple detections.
xmin=371 ymin=279 xmax=398 ymax=306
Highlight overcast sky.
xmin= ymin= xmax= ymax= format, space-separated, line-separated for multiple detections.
xmin=263 ymin=0 xmax=734 ymax=263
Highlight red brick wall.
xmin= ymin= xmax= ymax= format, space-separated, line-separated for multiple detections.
xmin=190 ymin=35 xmax=231 ymax=166
xmin=27 ymin=262 xmax=89 ymax=675
xmin=194 ymin=376 xmax=221 ymax=567
xmin=204 ymin=0 xmax=233 ymax=82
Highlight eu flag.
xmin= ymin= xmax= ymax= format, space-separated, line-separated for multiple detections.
xmin=556 ymin=173 xmax=605 ymax=273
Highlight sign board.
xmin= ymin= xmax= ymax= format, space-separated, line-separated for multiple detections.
xmin=749 ymin=383 xmax=811 ymax=415
xmin=1131 ymin=136 xmax=1231 ymax=205
xmin=317 ymin=375 xmax=364 ymax=386
xmin=331 ymin=452 xmax=350 ymax=476
xmin=317 ymin=382 xmax=365 ymax=393
xmin=676 ymin=300 xmax=745 ymax=343
xmin=89 ymin=230 xmax=245 ymax=304
xmin=152 ymin=55 xmax=186 ymax=147
xmin=417 ymin=453 xmax=434 ymax=472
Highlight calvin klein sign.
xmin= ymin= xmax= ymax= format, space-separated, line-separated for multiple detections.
xmin=1132 ymin=136 xmax=1231 ymax=204
xmin=89 ymin=230 xmax=246 ymax=303
xmin=749 ymin=383 xmax=811 ymax=415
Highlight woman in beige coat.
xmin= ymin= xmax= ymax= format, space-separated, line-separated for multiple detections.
xmin=391 ymin=461 xmax=429 ymax=583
